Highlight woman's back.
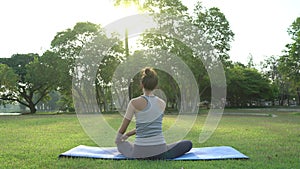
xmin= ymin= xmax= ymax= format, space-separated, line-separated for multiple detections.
xmin=133 ymin=95 xmax=166 ymax=145
xmin=133 ymin=95 xmax=165 ymax=122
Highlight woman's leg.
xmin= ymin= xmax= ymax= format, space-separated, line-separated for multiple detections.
xmin=161 ymin=140 xmax=193 ymax=159
xmin=117 ymin=142 xmax=168 ymax=159
xmin=117 ymin=141 xmax=134 ymax=158
xmin=144 ymin=140 xmax=192 ymax=160
xmin=117 ymin=141 xmax=192 ymax=159
xmin=133 ymin=144 xmax=167 ymax=159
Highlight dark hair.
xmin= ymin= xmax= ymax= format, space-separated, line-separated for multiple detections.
xmin=141 ymin=67 xmax=158 ymax=91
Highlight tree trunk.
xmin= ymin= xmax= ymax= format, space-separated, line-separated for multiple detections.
xmin=101 ymin=88 xmax=108 ymax=112
xmin=28 ymin=101 xmax=37 ymax=114
xmin=297 ymin=87 xmax=300 ymax=105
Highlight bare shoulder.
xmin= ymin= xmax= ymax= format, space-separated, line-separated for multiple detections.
xmin=131 ymin=96 xmax=147 ymax=111
xmin=131 ymin=96 xmax=146 ymax=104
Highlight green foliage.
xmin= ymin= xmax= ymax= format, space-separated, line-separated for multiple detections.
xmin=51 ymin=21 xmax=127 ymax=112
xmin=0 ymin=64 xmax=18 ymax=92
xmin=278 ymin=17 xmax=300 ymax=104
xmin=285 ymin=17 xmax=300 ymax=80
xmin=50 ymin=22 xmax=104 ymax=111
xmin=136 ymin=0 xmax=234 ymax=108
xmin=50 ymin=21 xmax=101 ymax=71
xmin=0 ymin=53 xmax=68 ymax=113
xmin=51 ymin=22 xmax=100 ymax=51
xmin=142 ymin=0 xmax=188 ymax=15
xmin=226 ymin=63 xmax=272 ymax=107
xmin=96 ymin=52 xmax=125 ymax=112
xmin=114 ymin=0 xmax=141 ymax=7
xmin=0 ymin=53 xmax=36 ymax=81
xmin=193 ymin=2 xmax=234 ymax=64
xmin=287 ymin=17 xmax=300 ymax=41
xmin=0 ymin=54 xmax=38 ymax=113
xmin=1 ymin=0 xmax=286 ymax=112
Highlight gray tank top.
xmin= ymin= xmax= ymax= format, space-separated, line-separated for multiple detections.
xmin=134 ymin=95 xmax=166 ymax=145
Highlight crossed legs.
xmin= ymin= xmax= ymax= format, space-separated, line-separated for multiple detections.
xmin=117 ymin=140 xmax=192 ymax=159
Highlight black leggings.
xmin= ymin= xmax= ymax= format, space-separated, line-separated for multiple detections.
xmin=117 ymin=140 xmax=192 ymax=160
xmin=144 ymin=140 xmax=193 ymax=160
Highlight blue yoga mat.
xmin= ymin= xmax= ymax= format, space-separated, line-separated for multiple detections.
xmin=59 ymin=145 xmax=249 ymax=160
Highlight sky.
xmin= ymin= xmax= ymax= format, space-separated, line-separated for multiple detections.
xmin=0 ymin=0 xmax=299 ymax=65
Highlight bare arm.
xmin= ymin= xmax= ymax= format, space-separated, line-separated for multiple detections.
xmin=115 ymin=101 xmax=135 ymax=144
xmin=117 ymin=101 xmax=135 ymax=134
xmin=125 ymin=128 xmax=136 ymax=137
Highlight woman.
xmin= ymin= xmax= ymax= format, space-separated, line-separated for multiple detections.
xmin=115 ymin=67 xmax=192 ymax=159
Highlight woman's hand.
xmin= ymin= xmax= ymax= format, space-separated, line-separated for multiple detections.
xmin=115 ymin=133 xmax=129 ymax=144
xmin=121 ymin=134 xmax=129 ymax=141
xmin=115 ymin=102 xmax=135 ymax=145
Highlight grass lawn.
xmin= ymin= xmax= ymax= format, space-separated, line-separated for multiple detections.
xmin=0 ymin=110 xmax=299 ymax=169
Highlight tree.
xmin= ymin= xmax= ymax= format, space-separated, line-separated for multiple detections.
xmin=30 ymin=51 xmax=72 ymax=111
xmin=278 ymin=17 xmax=300 ymax=105
xmin=262 ymin=56 xmax=287 ymax=105
xmin=0 ymin=64 xmax=19 ymax=100
xmin=112 ymin=0 xmax=233 ymax=110
xmin=193 ymin=2 xmax=234 ymax=66
xmin=134 ymin=0 xmax=233 ymax=108
xmin=226 ymin=63 xmax=272 ymax=107
xmin=50 ymin=22 xmax=102 ymax=111
xmin=0 ymin=53 xmax=63 ymax=113
xmin=51 ymin=22 xmax=100 ymax=68
xmin=96 ymin=44 xmax=125 ymax=112
xmin=51 ymin=21 xmax=127 ymax=112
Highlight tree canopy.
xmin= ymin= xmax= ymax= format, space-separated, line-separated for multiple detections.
xmin=278 ymin=17 xmax=300 ymax=104
xmin=1 ymin=1 xmax=299 ymax=113
xmin=0 ymin=53 xmax=65 ymax=113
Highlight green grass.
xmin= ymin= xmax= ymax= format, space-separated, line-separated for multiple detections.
xmin=0 ymin=110 xmax=299 ymax=169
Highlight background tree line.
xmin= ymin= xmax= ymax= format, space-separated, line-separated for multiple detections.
xmin=0 ymin=0 xmax=299 ymax=113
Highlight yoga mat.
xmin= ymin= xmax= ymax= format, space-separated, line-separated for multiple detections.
xmin=59 ymin=145 xmax=249 ymax=160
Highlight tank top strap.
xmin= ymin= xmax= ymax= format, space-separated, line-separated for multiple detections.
xmin=140 ymin=95 xmax=148 ymax=101
xmin=141 ymin=95 xmax=156 ymax=103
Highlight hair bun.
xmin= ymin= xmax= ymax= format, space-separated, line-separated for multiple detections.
xmin=145 ymin=68 xmax=152 ymax=76
xmin=141 ymin=67 xmax=158 ymax=91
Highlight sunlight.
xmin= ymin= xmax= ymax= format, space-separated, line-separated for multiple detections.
xmin=113 ymin=4 xmax=140 ymax=20
xmin=109 ymin=4 xmax=142 ymax=54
